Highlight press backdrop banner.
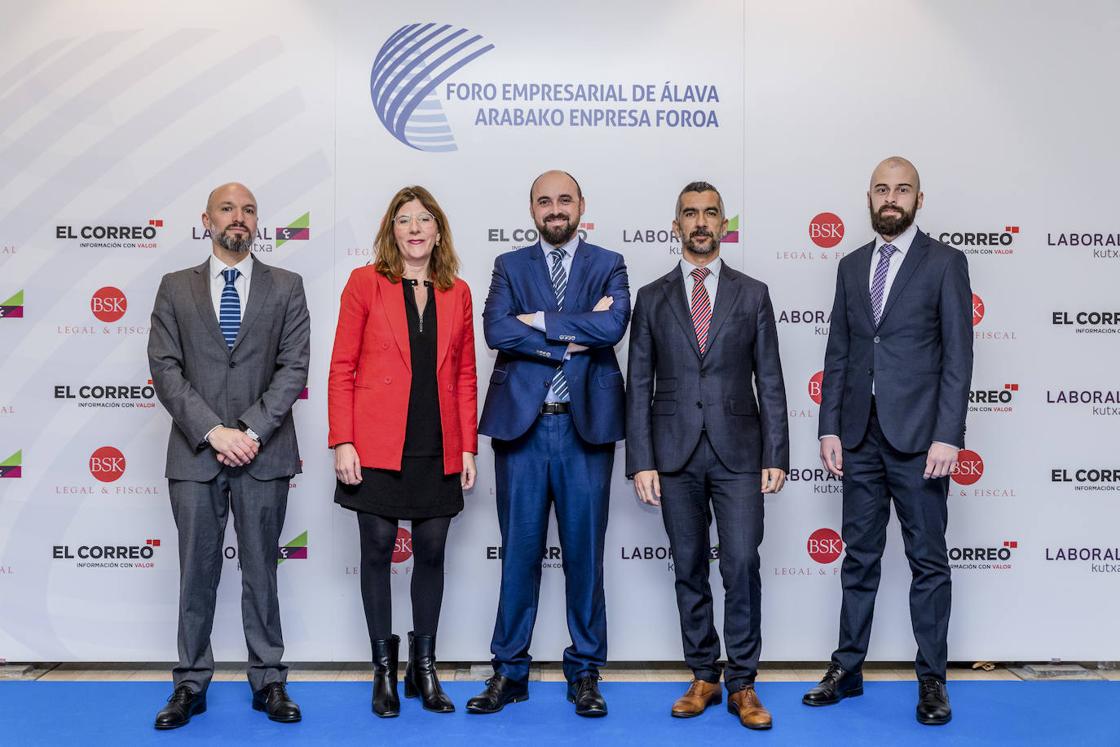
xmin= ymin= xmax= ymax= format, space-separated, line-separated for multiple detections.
xmin=1 ymin=0 xmax=1117 ymax=663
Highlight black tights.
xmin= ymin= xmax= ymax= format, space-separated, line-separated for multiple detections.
xmin=357 ymin=512 xmax=451 ymax=642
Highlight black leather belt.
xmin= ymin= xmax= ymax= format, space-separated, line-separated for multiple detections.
xmin=540 ymin=402 xmax=570 ymax=415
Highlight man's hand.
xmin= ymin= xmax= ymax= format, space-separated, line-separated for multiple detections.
xmin=461 ymin=452 xmax=477 ymax=490
xmin=633 ymin=469 xmax=661 ymax=506
xmin=593 ymin=295 xmax=613 ymax=312
xmin=924 ymin=442 xmax=959 ymax=479
xmin=517 ymin=313 xmax=536 ymax=325
xmin=210 ymin=426 xmax=258 ymax=467
xmin=334 ymin=442 xmax=362 ymax=485
xmin=820 ymin=435 xmax=843 ymax=478
xmin=761 ymin=468 xmax=786 ymax=494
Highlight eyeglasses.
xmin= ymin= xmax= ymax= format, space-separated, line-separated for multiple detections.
xmin=394 ymin=213 xmax=435 ymax=227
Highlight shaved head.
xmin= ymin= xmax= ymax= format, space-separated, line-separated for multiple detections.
xmin=870 ymin=157 xmax=920 ymax=192
xmin=206 ymin=182 xmax=256 ymax=213
xmin=530 ymin=170 xmax=582 ymax=202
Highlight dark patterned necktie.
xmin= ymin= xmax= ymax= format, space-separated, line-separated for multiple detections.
xmin=219 ymin=268 xmax=241 ymax=348
xmin=690 ymin=266 xmax=712 ymax=353
xmin=549 ymin=248 xmax=569 ymax=401
xmin=870 ymin=244 xmax=897 ymax=325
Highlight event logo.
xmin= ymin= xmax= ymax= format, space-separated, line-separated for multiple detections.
xmin=620 ymin=544 xmax=676 ymax=572
xmin=276 ymin=212 xmax=310 ymax=247
xmin=89 ymin=446 xmax=126 ymax=483
xmin=489 ymin=221 xmax=595 ymax=251
xmin=971 ymin=292 xmax=1016 ymax=341
xmin=808 ymin=370 xmax=824 ymax=405
xmin=371 ymin=23 xmax=496 ymax=152
xmin=950 ymin=449 xmax=984 ymax=486
xmin=1052 ymin=310 xmax=1120 ymax=336
xmin=969 ymin=383 xmax=1018 ymax=414
xmin=972 ymin=293 xmax=984 ymax=326
xmin=192 ymin=225 xmax=275 ymax=253
xmin=1046 ymin=388 xmax=1120 ymax=417
xmin=0 ymin=290 xmax=23 ymax=318
xmin=1047 ymin=231 xmax=1120 ymax=260
xmin=0 ymin=450 xmax=22 ymax=478
xmin=937 ymin=226 xmax=1018 ymax=256
xmin=487 ymin=544 xmax=564 ymax=570
xmin=787 ymin=467 xmax=842 ymax=495
xmin=52 ymin=538 xmax=161 ymax=569
xmin=278 ymin=531 xmax=308 ymax=564
xmin=54 ymin=380 xmax=157 ymax=410
xmin=948 ymin=540 xmax=1017 ymax=570
xmin=807 ymin=528 xmax=843 ymax=564
xmin=1051 ymin=468 xmax=1120 ymax=493
xmin=55 ymin=219 xmax=163 ymax=249
xmin=392 ymin=527 xmax=413 ymax=563
xmin=809 ymin=213 xmax=844 ymax=249
xmin=1045 ymin=545 xmax=1120 ymax=574
xmin=777 ymin=308 xmax=830 ymax=336
xmin=91 ymin=287 xmax=127 ymax=323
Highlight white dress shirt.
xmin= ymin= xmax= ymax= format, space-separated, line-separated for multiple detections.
xmin=209 ymin=252 xmax=252 ymax=321
xmin=680 ymin=255 xmax=722 ymax=309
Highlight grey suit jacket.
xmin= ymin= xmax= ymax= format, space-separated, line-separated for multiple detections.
xmin=626 ymin=263 xmax=789 ymax=476
xmin=147 ymin=255 xmax=310 ymax=481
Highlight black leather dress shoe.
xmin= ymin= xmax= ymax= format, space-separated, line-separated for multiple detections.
xmin=568 ymin=673 xmax=607 ymax=718
xmin=916 ymin=677 xmax=952 ymax=725
xmin=465 ymin=675 xmax=529 ymax=714
xmin=802 ymin=663 xmax=864 ymax=706
xmin=252 ymin=682 xmax=302 ymax=723
xmin=154 ymin=685 xmax=206 ymax=730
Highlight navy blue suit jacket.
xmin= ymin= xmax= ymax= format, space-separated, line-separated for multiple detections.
xmin=625 ymin=263 xmax=789 ymax=476
xmin=818 ymin=230 xmax=973 ymax=453
xmin=479 ymin=240 xmax=630 ymax=444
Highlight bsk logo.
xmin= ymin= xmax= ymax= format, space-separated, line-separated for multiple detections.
xmin=809 ymin=213 xmax=844 ymax=249
xmin=971 ymin=293 xmax=985 ymax=327
xmin=371 ymin=23 xmax=495 ymax=152
xmin=89 ymin=446 xmax=126 ymax=483
xmin=91 ymin=287 xmax=127 ymax=323
xmin=808 ymin=370 xmax=824 ymax=405
xmin=807 ymin=528 xmax=843 ymax=564
xmin=951 ymin=449 xmax=984 ymax=486
xmin=392 ymin=527 xmax=413 ymax=563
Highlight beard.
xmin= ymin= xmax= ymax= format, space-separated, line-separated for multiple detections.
xmin=870 ymin=203 xmax=915 ymax=237
xmin=683 ymin=229 xmax=719 ymax=255
xmin=536 ymin=213 xmax=578 ymax=246
xmin=216 ymin=225 xmax=253 ymax=253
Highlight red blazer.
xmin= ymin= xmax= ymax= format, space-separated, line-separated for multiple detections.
xmin=328 ymin=267 xmax=478 ymax=474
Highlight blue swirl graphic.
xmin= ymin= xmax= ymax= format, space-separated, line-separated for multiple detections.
xmin=370 ymin=23 xmax=494 ymax=152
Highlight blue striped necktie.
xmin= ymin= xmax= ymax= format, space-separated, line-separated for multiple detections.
xmin=219 ymin=267 xmax=241 ymax=348
xmin=870 ymin=244 xmax=897 ymax=325
xmin=549 ymin=248 xmax=569 ymax=402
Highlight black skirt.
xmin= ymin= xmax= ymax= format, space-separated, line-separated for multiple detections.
xmin=334 ymin=456 xmax=463 ymax=520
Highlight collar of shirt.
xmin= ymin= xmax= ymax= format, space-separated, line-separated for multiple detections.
xmin=540 ymin=234 xmax=580 ymax=264
xmin=679 ymin=255 xmax=722 ymax=282
xmin=209 ymin=252 xmax=254 ymax=282
xmin=874 ymin=222 xmax=918 ymax=258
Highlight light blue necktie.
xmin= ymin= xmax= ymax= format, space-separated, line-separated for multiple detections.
xmin=870 ymin=244 xmax=897 ymax=325
xmin=219 ymin=268 xmax=241 ymax=349
xmin=549 ymin=248 xmax=569 ymax=402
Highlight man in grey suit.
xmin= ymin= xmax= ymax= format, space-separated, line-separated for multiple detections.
xmin=148 ymin=182 xmax=310 ymax=729
xmin=626 ymin=181 xmax=789 ymax=730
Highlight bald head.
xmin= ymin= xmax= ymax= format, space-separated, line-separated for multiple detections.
xmin=206 ymin=182 xmax=257 ymax=213
xmin=530 ymin=170 xmax=582 ymax=203
xmin=870 ymin=157 xmax=920 ymax=192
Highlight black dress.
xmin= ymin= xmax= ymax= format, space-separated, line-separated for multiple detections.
xmin=335 ymin=279 xmax=464 ymax=519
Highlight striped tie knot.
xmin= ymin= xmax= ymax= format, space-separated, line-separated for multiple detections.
xmin=222 ymin=267 xmax=240 ymax=285
xmin=549 ymin=247 xmax=566 ymax=265
xmin=880 ymin=243 xmax=897 ymax=259
xmin=690 ymin=266 xmax=710 ymax=282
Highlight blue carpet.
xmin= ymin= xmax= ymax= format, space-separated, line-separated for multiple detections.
xmin=1 ymin=681 xmax=1117 ymax=745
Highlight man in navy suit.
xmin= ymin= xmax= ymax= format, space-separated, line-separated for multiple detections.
xmin=626 ymin=181 xmax=788 ymax=730
xmin=468 ymin=170 xmax=630 ymax=718
xmin=803 ymin=157 xmax=972 ymax=725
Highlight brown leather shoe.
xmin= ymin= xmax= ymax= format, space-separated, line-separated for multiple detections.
xmin=671 ymin=679 xmax=722 ymax=718
xmin=728 ymin=685 xmax=772 ymax=730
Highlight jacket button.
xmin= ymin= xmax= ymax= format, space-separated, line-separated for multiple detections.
xmin=544 ymin=380 xmax=551 ymax=387
xmin=381 ymin=342 xmax=390 ymax=350
xmin=696 ymin=401 xmax=703 ymax=409
xmin=384 ymin=377 xmax=392 ymax=384
xmin=229 ymin=361 xmax=236 ymax=368
xmin=873 ymin=336 xmax=881 ymax=343
xmin=700 ymin=371 xmax=707 ymax=378
xmin=867 ymin=368 xmax=873 ymax=375
xmin=446 ymin=384 xmax=452 ymax=391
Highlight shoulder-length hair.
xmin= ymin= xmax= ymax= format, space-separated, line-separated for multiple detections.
xmin=372 ymin=186 xmax=460 ymax=291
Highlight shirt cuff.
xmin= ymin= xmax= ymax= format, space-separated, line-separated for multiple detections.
xmin=932 ymin=441 xmax=959 ymax=450
xmin=203 ymin=424 xmax=222 ymax=446
xmin=819 ymin=434 xmax=839 ymax=441
xmin=531 ymin=311 xmax=547 ymax=332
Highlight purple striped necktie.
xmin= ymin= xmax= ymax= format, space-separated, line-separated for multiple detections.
xmin=690 ymin=266 xmax=712 ymax=353
xmin=870 ymin=244 xmax=897 ymax=325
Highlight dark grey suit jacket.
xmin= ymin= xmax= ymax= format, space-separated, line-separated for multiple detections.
xmin=147 ymin=255 xmax=310 ymax=481
xmin=626 ymin=262 xmax=789 ymax=476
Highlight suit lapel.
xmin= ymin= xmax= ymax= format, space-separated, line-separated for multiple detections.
xmin=526 ymin=243 xmax=559 ymax=312
xmin=378 ymin=273 xmax=412 ymax=371
xmin=435 ymin=283 xmax=453 ymax=372
xmin=231 ymin=255 xmax=273 ymax=353
xmin=703 ymin=265 xmax=740 ymax=354
xmin=662 ymin=270 xmax=701 ymax=358
xmin=191 ymin=259 xmax=229 ymax=351
xmin=563 ymin=239 xmax=590 ymax=312
xmin=855 ymin=242 xmax=876 ymax=327
xmin=878 ymin=231 xmax=930 ymax=327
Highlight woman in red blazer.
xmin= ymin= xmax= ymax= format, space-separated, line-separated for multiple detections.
xmin=328 ymin=186 xmax=477 ymax=717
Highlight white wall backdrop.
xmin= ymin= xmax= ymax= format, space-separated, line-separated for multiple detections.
xmin=1 ymin=0 xmax=1117 ymax=664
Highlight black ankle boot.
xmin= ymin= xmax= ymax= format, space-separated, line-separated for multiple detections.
xmin=403 ymin=631 xmax=455 ymax=713
xmin=371 ymin=635 xmax=400 ymax=717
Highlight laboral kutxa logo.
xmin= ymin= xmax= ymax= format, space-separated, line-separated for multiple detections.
xmin=0 ymin=450 xmax=22 ymax=478
xmin=371 ymin=23 xmax=724 ymax=152
xmin=0 ymin=290 xmax=23 ymax=318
